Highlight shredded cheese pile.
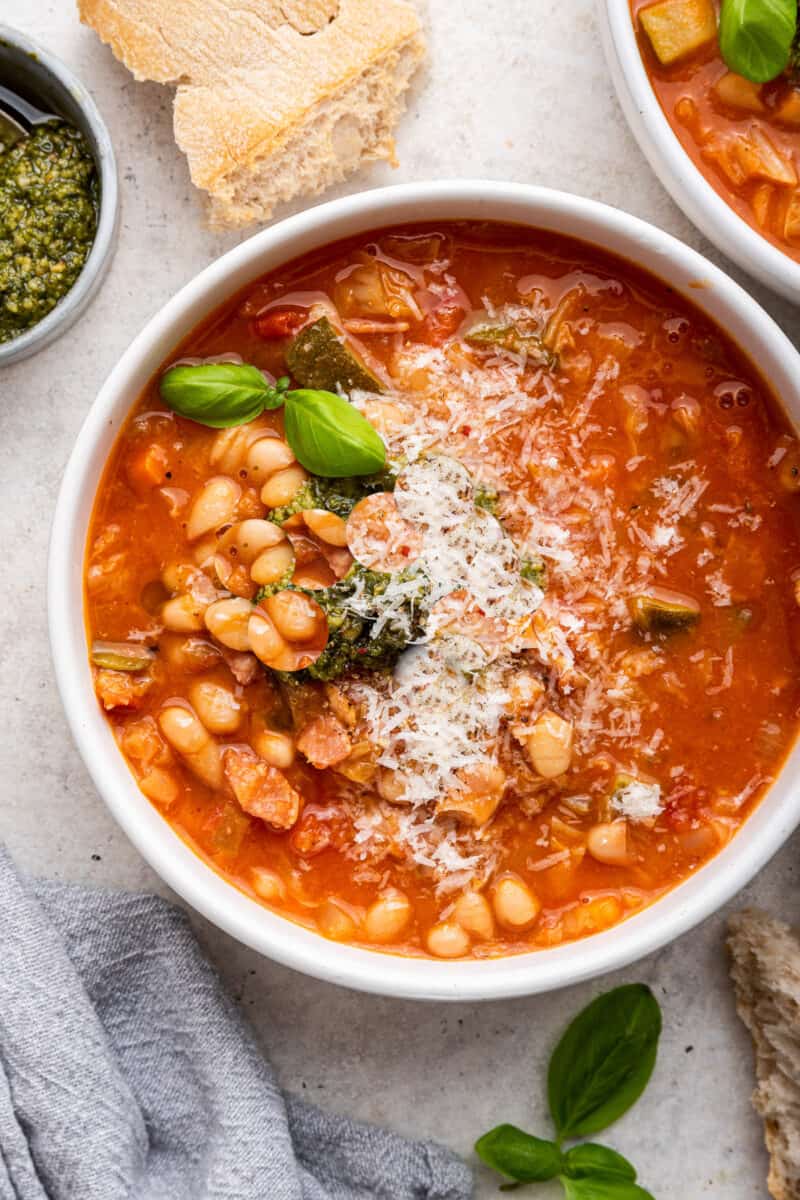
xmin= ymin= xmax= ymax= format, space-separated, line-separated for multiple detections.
xmin=342 ymin=294 xmax=761 ymax=885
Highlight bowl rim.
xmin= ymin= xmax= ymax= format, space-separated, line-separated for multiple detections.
xmin=0 ymin=24 xmax=119 ymax=366
xmin=599 ymin=0 xmax=800 ymax=303
xmin=48 ymin=178 xmax=800 ymax=1001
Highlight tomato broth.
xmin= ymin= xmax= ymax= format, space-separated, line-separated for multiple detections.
xmin=85 ymin=221 xmax=800 ymax=959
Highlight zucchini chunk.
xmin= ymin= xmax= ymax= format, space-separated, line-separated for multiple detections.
xmin=91 ymin=641 xmax=155 ymax=671
xmin=286 ymin=317 xmax=383 ymax=393
xmin=464 ymin=320 xmax=554 ymax=367
xmin=639 ymin=0 xmax=716 ymax=66
xmin=630 ymin=588 xmax=700 ymax=633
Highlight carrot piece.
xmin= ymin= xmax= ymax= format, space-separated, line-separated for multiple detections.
xmin=125 ymin=442 xmax=170 ymax=495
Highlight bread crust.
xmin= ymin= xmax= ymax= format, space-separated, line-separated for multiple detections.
xmin=729 ymin=909 xmax=800 ymax=1200
xmin=78 ymin=0 xmax=425 ymax=224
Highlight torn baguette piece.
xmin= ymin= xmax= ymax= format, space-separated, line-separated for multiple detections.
xmin=728 ymin=909 xmax=800 ymax=1200
xmin=77 ymin=0 xmax=425 ymax=227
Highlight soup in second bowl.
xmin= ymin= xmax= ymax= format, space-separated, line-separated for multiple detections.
xmin=633 ymin=0 xmax=800 ymax=260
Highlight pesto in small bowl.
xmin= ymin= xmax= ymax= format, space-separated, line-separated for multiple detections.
xmin=0 ymin=121 xmax=98 ymax=344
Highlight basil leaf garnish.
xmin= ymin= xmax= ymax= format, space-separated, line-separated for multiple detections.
xmin=719 ymin=0 xmax=797 ymax=83
xmin=158 ymin=363 xmax=386 ymax=478
xmin=562 ymin=1144 xmax=637 ymax=1182
xmin=159 ymin=363 xmax=278 ymax=428
xmin=561 ymin=1177 xmax=655 ymax=1200
xmin=547 ymin=984 xmax=662 ymax=1139
xmin=283 ymin=388 xmax=386 ymax=477
xmin=474 ymin=1125 xmax=563 ymax=1182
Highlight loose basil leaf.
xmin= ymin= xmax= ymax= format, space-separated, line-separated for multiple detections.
xmin=159 ymin=362 xmax=278 ymax=428
xmin=562 ymin=1144 xmax=637 ymax=1181
xmin=284 ymin=388 xmax=386 ymax=477
xmin=719 ymin=0 xmax=797 ymax=83
xmin=547 ymin=984 xmax=662 ymax=1139
xmin=561 ymin=1177 xmax=655 ymax=1200
xmin=474 ymin=1124 xmax=563 ymax=1183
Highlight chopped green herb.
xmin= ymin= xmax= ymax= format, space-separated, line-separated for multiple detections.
xmin=521 ymin=555 xmax=547 ymax=589
xmin=473 ymin=482 xmax=500 ymax=515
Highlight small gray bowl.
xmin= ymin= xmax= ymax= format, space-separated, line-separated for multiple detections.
xmin=0 ymin=25 xmax=119 ymax=366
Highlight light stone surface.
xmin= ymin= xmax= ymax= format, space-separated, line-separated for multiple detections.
xmin=3 ymin=0 xmax=799 ymax=1195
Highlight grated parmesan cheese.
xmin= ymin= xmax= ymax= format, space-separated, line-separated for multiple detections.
xmin=611 ymin=780 xmax=664 ymax=823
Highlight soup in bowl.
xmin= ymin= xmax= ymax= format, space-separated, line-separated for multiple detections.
xmin=601 ymin=0 xmax=800 ymax=301
xmin=50 ymin=182 xmax=800 ymax=999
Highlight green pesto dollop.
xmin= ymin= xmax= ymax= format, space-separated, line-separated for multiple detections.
xmin=266 ymin=470 xmax=396 ymax=525
xmin=259 ymin=563 xmax=429 ymax=683
xmin=0 ymin=122 xmax=98 ymax=343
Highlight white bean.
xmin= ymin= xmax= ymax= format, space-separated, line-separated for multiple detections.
xmin=220 ymin=519 xmax=285 ymax=565
xmin=317 ymin=899 xmax=358 ymax=942
xmin=161 ymin=593 xmax=207 ymax=632
xmin=250 ymin=867 xmax=286 ymax=903
xmin=492 ymin=876 xmax=541 ymax=930
xmin=587 ymin=821 xmax=630 ymax=866
xmin=247 ymin=436 xmax=296 ymax=480
xmin=250 ymin=541 xmax=295 ymax=586
xmin=187 ymin=476 xmax=241 ymax=541
xmin=158 ymin=705 xmax=222 ymax=789
xmin=261 ymin=465 xmax=308 ymax=509
xmin=210 ymin=417 xmax=272 ymax=473
xmin=453 ymin=891 xmax=495 ymax=940
xmin=526 ymin=711 xmax=574 ymax=779
xmin=427 ymin=921 xmax=471 ymax=959
xmin=304 ymin=509 xmax=349 ymax=547
xmin=252 ymin=729 xmax=296 ymax=769
xmin=188 ymin=680 xmax=244 ymax=735
xmin=248 ymin=610 xmax=289 ymax=666
xmin=204 ymin=597 xmax=253 ymax=651
xmin=264 ymin=590 xmax=324 ymax=642
xmin=364 ymin=890 xmax=412 ymax=944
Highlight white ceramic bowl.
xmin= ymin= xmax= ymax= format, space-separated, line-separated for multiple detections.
xmin=49 ymin=180 xmax=800 ymax=1000
xmin=599 ymin=1 xmax=800 ymax=303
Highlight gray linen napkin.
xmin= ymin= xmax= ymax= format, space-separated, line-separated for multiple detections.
xmin=0 ymin=847 xmax=473 ymax=1200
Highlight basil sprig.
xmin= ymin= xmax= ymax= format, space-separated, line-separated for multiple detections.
xmin=159 ymin=362 xmax=386 ymax=478
xmin=475 ymin=985 xmax=662 ymax=1200
xmin=719 ymin=0 xmax=797 ymax=83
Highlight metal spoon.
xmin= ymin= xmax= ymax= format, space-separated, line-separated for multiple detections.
xmin=0 ymin=83 xmax=60 ymax=153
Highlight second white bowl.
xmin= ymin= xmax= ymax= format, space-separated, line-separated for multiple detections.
xmin=599 ymin=0 xmax=800 ymax=302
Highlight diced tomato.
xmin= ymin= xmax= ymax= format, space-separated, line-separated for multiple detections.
xmin=417 ymin=286 xmax=468 ymax=346
xmin=663 ymin=783 xmax=707 ymax=832
xmin=420 ymin=301 xmax=465 ymax=347
xmin=253 ymin=309 xmax=307 ymax=340
xmin=290 ymin=806 xmax=350 ymax=857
